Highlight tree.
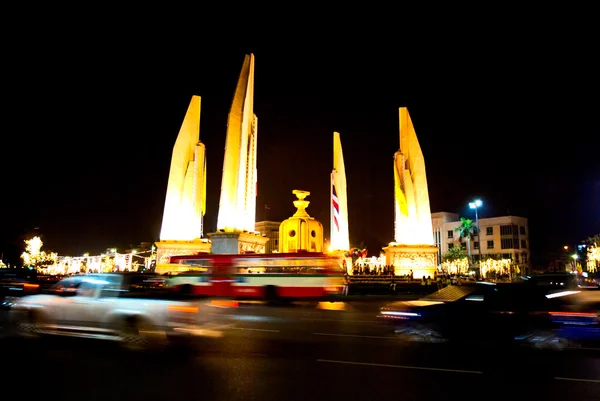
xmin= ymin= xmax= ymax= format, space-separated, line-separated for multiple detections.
xmin=586 ymin=234 xmax=600 ymax=273
xmin=455 ymin=217 xmax=476 ymax=262
xmin=586 ymin=234 xmax=600 ymax=247
xmin=21 ymin=236 xmax=57 ymax=270
xmin=443 ymin=246 xmax=468 ymax=262
xmin=442 ymin=247 xmax=469 ymax=274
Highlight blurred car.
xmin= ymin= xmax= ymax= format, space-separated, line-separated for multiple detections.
xmin=10 ymin=273 xmax=228 ymax=350
xmin=524 ymin=289 xmax=600 ymax=347
xmin=520 ymin=273 xmax=579 ymax=289
xmin=379 ymin=282 xmax=599 ymax=350
xmin=0 ymin=268 xmax=41 ymax=307
xmin=36 ymin=274 xmax=65 ymax=290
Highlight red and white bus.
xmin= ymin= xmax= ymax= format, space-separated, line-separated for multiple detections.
xmin=166 ymin=252 xmax=346 ymax=300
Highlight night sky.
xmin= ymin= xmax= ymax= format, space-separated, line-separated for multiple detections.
xmin=3 ymin=43 xmax=598 ymax=267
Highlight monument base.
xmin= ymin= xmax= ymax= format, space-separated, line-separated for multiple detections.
xmin=208 ymin=231 xmax=269 ymax=254
xmin=383 ymin=244 xmax=439 ymax=279
xmin=155 ymin=239 xmax=211 ymax=273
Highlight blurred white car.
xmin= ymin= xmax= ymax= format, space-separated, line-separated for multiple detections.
xmin=10 ymin=273 xmax=224 ymax=350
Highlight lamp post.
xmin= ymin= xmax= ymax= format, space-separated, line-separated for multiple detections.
xmin=469 ymin=199 xmax=483 ymax=274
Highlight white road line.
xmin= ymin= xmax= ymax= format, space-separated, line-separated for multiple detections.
xmin=231 ymin=327 xmax=280 ymax=333
xmin=317 ymin=359 xmax=482 ymax=375
xmin=314 ymin=332 xmax=397 ymax=340
xmin=301 ymin=318 xmax=380 ymax=324
xmin=572 ymin=346 xmax=600 ymax=351
xmin=555 ymin=377 xmax=600 ymax=383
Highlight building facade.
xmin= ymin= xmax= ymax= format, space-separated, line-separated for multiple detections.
xmin=432 ymin=212 xmax=530 ymax=269
xmin=255 ymin=221 xmax=281 ymax=253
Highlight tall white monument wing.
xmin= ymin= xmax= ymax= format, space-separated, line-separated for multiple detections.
xmin=393 ymin=107 xmax=434 ymax=245
xmin=217 ymin=54 xmax=258 ymax=233
xmin=160 ymin=95 xmax=206 ymax=241
xmin=330 ymin=132 xmax=350 ymax=251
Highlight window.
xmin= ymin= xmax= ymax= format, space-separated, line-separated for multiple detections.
xmin=473 ymin=227 xmax=478 ymax=236
xmin=447 ymin=230 xmax=453 ymax=239
xmin=448 ymin=243 xmax=454 ymax=249
xmin=520 ymin=226 xmax=526 ymax=235
xmin=500 ymin=224 xmax=519 ymax=249
xmin=487 ymin=240 xmax=494 ymax=249
xmin=474 ymin=241 xmax=479 ymax=250
xmin=77 ymin=280 xmax=100 ymax=297
xmin=521 ymin=239 xmax=527 ymax=249
xmin=51 ymin=277 xmax=83 ymax=291
xmin=460 ymin=243 xmax=467 ymax=250
xmin=289 ymin=230 xmax=296 ymax=237
xmin=486 ymin=227 xmax=493 ymax=235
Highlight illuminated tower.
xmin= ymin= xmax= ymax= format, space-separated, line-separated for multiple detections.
xmin=393 ymin=107 xmax=434 ymax=245
xmin=384 ymin=107 xmax=437 ymax=279
xmin=159 ymin=95 xmax=206 ymax=241
xmin=330 ymin=132 xmax=350 ymax=252
xmin=211 ymin=54 xmax=267 ymax=254
xmin=216 ymin=53 xmax=258 ymax=233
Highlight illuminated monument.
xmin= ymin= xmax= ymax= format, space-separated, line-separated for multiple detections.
xmin=279 ymin=190 xmax=324 ymax=252
xmin=155 ymin=95 xmax=210 ymax=268
xmin=330 ymin=132 xmax=350 ymax=252
xmin=209 ymin=53 xmax=268 ymax=254
xmin=383 ymin=107 xmax=438 ymax=278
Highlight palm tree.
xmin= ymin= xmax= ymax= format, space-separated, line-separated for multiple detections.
xmin=455 ymin=217 xmax=476 ymax=263
xmin=586 ymin=234 xmax=600 ymax=247
xmin=443 ymin=247 xmax=468 ymax=262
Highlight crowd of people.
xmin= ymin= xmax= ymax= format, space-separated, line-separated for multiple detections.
xmin=347 ymin=263 xmax=479 ymax=289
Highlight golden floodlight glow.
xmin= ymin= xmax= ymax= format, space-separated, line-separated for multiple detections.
xmin=441 ymin=257 xmax=469 ymax=275
xmin=393 ymin=108 xmax=434 ymax=246
xmin=217 ymin=53 xmax=258 ymax=233
xmin=25 ymin=236 xmax=43 ymax=256
xmin=159 ymin=96 xmax=206 ymax=241
xmin=587 ymin=245 xmax=599 ymax=273
xmin=330 ymin=132 xmax=350 ymax=252
xmin=479 ymin=258 xmax=512 ymax=278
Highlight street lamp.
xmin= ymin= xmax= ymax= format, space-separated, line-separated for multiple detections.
xmin=469 ymin=199 xmax=483 ymax=267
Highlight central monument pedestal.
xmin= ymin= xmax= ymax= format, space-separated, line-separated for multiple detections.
xmin=208 ymin=231 xmax=268 ymax=254
xmin=383 ymin=244 xmax=438 ymax=279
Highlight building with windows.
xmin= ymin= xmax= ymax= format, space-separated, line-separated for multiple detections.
xmin=255 ymin=221 xmax=281 ymax=253
xmin=432 ymin=212 xmax=530 ymax=270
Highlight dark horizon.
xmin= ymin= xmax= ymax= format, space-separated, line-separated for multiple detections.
xmin=2 ymin=50 xmax=599 ymax=268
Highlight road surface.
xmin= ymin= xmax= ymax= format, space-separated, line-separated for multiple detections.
xmin=1 ymin=300 xmax=598 ymax=401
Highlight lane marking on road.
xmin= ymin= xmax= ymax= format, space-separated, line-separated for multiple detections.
xmin=301 ymin=318 xmax=380 ymax=324
xmin=555 ymin=377 xmax=600 ymax=383
xmin=571 ymin=347 xmax=600 ymax=351
xmin=231 ymin=327 xmax=280 ymax=333
xmin=313 ymin=332 xmax=397 ymax=340
xmin=317 ymin=359 xmax=482 ymax=374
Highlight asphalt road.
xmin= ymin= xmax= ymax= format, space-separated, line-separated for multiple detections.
xmin=1 ymin=301 xmax=599 ymax=401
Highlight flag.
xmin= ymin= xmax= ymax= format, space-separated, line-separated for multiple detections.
xmin=332 ymin=183 xmax=340 ymax=232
